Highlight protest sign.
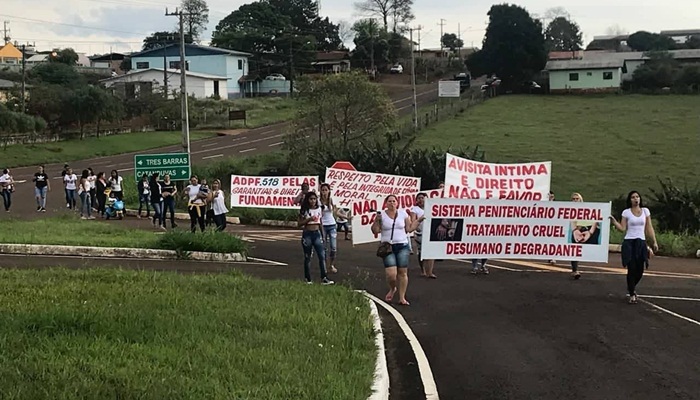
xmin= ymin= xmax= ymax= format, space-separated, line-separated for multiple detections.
xmin=230 ymin=175 xmax=319 ymax=209
xmin=350 ymin=188 xmax=442 ymax=245
xmin=420 ymin=198 xmax=611 ymax=262
xmin=444 ymin=153 xmax=551 ymax=201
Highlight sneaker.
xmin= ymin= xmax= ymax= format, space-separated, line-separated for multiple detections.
xmin=306 ymin=281 xmax=313 ymax=285
xmin=321 ymin=278 xmax=335 ymax=285
xmin=80 ymin=216 xmax=87 ymax=220
xmin=471 ymin=269 xmax=479 ymax=275
xmin=573 ymin=271 xmax=581 ymax=280
xmin=66 ymin=203 xmax=70 ymax=208
xmin=629 ymin=295 xmax=638 ymax=304
xmin=480 ymin=267 xmax=489 ymax=275
xmin=36 ymin=207 xmax=41 ymax=212
xmin=41 ymin=207 xmax=46 ymax=212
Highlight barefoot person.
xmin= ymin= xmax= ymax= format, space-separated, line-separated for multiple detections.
xmin=298 ymin=191 xmax=334 ymax=285
xmin=372 ymin=195 xmax=423 ymax=306
xmin=609 ymin=191 xmax=658 ymax=304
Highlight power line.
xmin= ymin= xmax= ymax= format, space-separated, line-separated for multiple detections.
xmin=0 ymin=14 xmax=150 ymax=36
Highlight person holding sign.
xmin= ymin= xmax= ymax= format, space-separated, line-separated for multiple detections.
xmin=411 ymin=193 xmax=436 ymax=278
xmin=609 ymin=191 xmax=659 ymax=305
xmin=298 ymin=192 xmax=335 ymax=286
xmin=569 ymin=192 xmax=599 ymax=279
xmin=372 ymin=195 xmax=424 ymax=306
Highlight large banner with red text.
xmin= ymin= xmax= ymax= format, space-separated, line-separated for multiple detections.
xmin=420 ymin=198 xmax=611 ymax=262
xmin=230 ymin=175 xmax=319 ymax=209
xmin=444 ymin=153 xmax=552 ymax=200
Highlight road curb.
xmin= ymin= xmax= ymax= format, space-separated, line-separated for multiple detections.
xmin=366 ymin=298 xmax=390 ymax=400
xmin=0 ymin=243 xmax=246 ymax=262
xmin=124 ymin=210 xmax=240 ymax=225
xmin=609 ymin=244 xmax=621 ymax=253
xmin=259 ymin=219 xmax=298 ymax=228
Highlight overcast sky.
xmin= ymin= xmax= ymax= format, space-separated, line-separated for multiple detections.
xmin=2 ymin=0 xmax=699 ymax=55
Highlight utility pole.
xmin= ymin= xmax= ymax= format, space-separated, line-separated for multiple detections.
xmin=438 ymin=19 xmax=446 ymax=54
xmin=369 ymin=19 xmax=375 ymax=74
xmin=3 ymin=21 xmax=10 ymax=44
xmin=162 ymin=40 xmax=169 ymax=99
xmin=166 ymin=8 xmax=196 ymax=158
xmin=409 ymin=27 xmax=419 ymax=131
xmin=21 ymin=44 xmax=26 ymax=113
xmin=289 ymin=41 xmax=294 ymax=98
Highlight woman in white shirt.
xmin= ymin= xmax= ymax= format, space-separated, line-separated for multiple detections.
xmin=209 ymin=179 xmax=228 ymax=231
xmin=87 ymin=168 xmax=97 ymax=211
xmin=0 ymin=169 xmax=14 ymax=212
xmin=185 ymin=175 xmax=207 ymax=232
xmin=319 ymin=183 xmax=339 ymax=274
xmin=371 ymin=195 xmax=424 ymax=306
xmin=63 ymin=167 xmax=78 ymax=210
xmin=78 ymin=169 xmax=94 ymax=219
xmin=298 ymin=191 xmax=334 ymax=285
xmin=610 ymin=190 xmax=658 ymax=304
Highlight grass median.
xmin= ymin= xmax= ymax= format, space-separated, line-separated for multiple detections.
xmin=0 ymin=268 xmax=376 ymax=399
xmin=2 ymin=130 xmax=216 ymax=168
xmin=0 ymin=215 xmax=248 ymax=255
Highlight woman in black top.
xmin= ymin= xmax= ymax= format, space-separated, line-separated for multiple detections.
xmin=149 ymin=173 xmax=165 ymax=230
xmin=95 ymin=172 xmax=108 ymax=218
xmin=160 ymin=174 xmax=178 ymax=228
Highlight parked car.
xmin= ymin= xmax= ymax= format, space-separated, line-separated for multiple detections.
xmin=265 ymin=73 xmax=286 ymax=81
xmin=454 ymin=72 xmax=471 ymax=91
xmin=389 ymin=64 xmax=403 ymax=74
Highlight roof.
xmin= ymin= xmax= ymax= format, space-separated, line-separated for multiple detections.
xmin=0 ymin=42 xmax=22 ymax=58
xmin=130 ymin=44 xmax=251 ymax=59
xmin=316 ymin=51 xmax=349 ymax=62
xmin=660 ymin=29 xmax=700 ymax=36
xmin=545 ymin=59 xmax=625 ymax=71
xmin=582 ymin=49 xmax=700 ymax=61
xmin=99 ymin=68 xmax=228 ymax=83
xmin=0 ymin=78 xmax=20 ymax=89
xmin=89 ymin=53 xmax=127 ymax=61
xmin=548 ymin=50 xmax=585 ymax=60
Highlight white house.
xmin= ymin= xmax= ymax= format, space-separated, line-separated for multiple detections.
xmin=545 ymin=59 xmax=625 ymax=94
xmin=100 ymin=68 xmax=228 ymax=99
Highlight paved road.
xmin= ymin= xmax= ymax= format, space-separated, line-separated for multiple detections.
xmin=1 ymin=220 xmax=699 ymax=399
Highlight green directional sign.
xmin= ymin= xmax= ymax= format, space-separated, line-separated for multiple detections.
xmin=134 ymin=153 xmax=191 ymax=181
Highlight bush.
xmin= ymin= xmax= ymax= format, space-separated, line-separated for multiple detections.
xmin=610 ymin=228 xmax=700 ymax=258
xmin=156 ymin=229 xmax=248 ymax=255
xmin=648 ymin=178 xmax=700 ymax=234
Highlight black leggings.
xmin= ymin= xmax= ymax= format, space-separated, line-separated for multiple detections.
xmin=627 ymin=259 xmax=645 ymax=295
xmin=188 ymin=204 xmax=205 ymax=232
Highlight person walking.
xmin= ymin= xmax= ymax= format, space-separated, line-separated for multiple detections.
xmin=0 ymin=169 xmax=14 ymax=212
xmin=471 ymin=259 xmax=489 ymax=275
xmin=371 ymin=195 xmax=423 ymax=306
xmin=87 ymin=168 xmax=97 ymax=211
xmin=411 ymin=192 xmax=436 ymax=278
xmin=569 ymin=192 xmax=601 ymax=279
xmin=209 ymin=179 xmax=228 ymax=231
xmin=319 ymin=183 xmax=339 ymax=274
xmin=298 ymin=191 xmax=334 ymax=285
xmin=609 ymin=191 xmax=659 ymax=304
xmin=149 ymin=173 xmax=165 ymax=230
xmin=185 ymin=175 xmax=207 ymax=232
xmin=33 ymin=165 xmax=50 ymax=212
xmin=160 ymin=174 xmax=178 ymax=228
xmin=137 ymin=174 xmax=151 ymax=219
xmin=63 ymin=167 xmax=78 ymax=210
xmin=95 ymin=172 xmax=108 ymax=218
xmin=78 ymin=169 xmax=94 ymax=219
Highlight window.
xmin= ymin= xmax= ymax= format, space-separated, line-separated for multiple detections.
xmin=135 ymin=61 xmax=149 ymax=69
xmin=603 ymin=71 xmax=613 ymax=80
xmin=168 ymin=61 xmax=189 ymax=70
xmin=587 ymin=72 xmax=592 ymax=76
xmin=238 ymin=59 xmax=243 ymax=70
xmin=569 ymin=73 xmax=579 ymax=81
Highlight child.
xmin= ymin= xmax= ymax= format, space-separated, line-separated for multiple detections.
xmin=337 ymin=207 xmax=352 ymax=240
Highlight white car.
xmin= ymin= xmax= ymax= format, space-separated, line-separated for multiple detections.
xmin=265 ymin=73 xmax=286 ymax=81
xmin=390 ymin=64 xmax=403 ymax=74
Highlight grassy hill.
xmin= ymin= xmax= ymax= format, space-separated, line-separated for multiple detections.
xmin=415 ymin=95 xmax=700 ymax=201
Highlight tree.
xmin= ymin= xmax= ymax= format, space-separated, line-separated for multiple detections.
xmin=351 ymin=19 xmax=389 ymax=70
xmin=441 ymin=33 xmax=464 ymax=52
xmin=685 ymin=35 xmax=700 ymax=49
xmin=286 ymin=71 xmax=396 ymax=171
xmin=628 ymin=31 xmax=677 ymax=51
xmin=30 ymin=62 xmax=83 ymax=86
xmin=180 ymin=0 xmax=209 ymax=42
xmin=545 ymin=16 xmax=583 ymax=51
xmin=354 ymin=0 xmax=413 ymax=32
xmin=142 ymin=31 xmax=193 ymax=51
xmin=389 ymin=0 xmax=414 ymax=32
xmin=466 ymin=4 xmax=546 ymax=88
xmin=50 ymin=48 xmax=79 ymax=66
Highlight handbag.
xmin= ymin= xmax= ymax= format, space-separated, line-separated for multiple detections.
xmin=376 ymin=211 xmax=397 ymax=258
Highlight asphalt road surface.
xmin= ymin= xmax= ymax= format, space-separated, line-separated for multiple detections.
xmin=2 ymin=222 xmax=699 ymax=399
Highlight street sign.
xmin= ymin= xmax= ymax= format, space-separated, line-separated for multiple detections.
xmin=438 ymin=80 xmax=461 ymax=98
xmin=134 ymin=152 xmax=191 ymax=181
xmin=330 ymin=161 xmax=357 ymax=171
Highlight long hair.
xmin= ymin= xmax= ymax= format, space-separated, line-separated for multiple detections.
xmin=149 ymin=172 xmax=160 ymax=186
xmin=319 ymin=183 xmax=333 ymax=208
xmin=300 ymin=191 xmax=320 ymax=217
xmin=626 ymin=190 xmax=643 ymax=208
xmin=81 ymin=169 xmax=89 ymax=179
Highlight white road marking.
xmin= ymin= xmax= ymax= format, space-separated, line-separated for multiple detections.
xmin=454 ymin=259 xmax=549 ymax=273
xmin=367 ymin=300 xmax=390 ymax=400
xmin=638 ymin=298 xmax=700 ymax=328
xmin=640 ymin=295 xmax=700 ymax=302
xmin=268 ymin=141 xmax=284 ymax=147
xmin=247 ymin=257 xmax=288 ymax=266
xmin=201 ymin=154 xmax=223 ymax=160
xmin=361 ymin=291 xmax=440 ymax=400
xmin=189 ymin=133 xmax=284 ymax=156
xmin=392 ymin=88 xmax=438 ymax=104
xmin=201 ymin=142 xmax=220 ymax=147
xmin=239 ymin=148 xmax=256 ymax=153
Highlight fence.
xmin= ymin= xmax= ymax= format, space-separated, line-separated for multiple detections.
xmin=394 ymin=87 xmax=486 ymax=135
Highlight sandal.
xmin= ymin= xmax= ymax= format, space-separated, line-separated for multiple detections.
xmin=628 ymin=295 xmax=638 ymax=304
xmin=385 ymin=288 xmax=397 ymax=302
xmin=428 ymin=274 xmax=437 ymax=279
xmin=330 ymin=266 xmax=338 ymax=274
xmin=399 ymin=299 xmax=410 ymax=306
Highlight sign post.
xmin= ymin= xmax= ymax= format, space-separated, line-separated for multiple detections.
xmin=438 ymin=80 xmax=461 ymax=98
xmin=134 ymin=153 xmax=191 ymax=181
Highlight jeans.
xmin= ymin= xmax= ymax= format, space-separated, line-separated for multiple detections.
xmin=65 ymin=189 xmax=76 ymax=209
xmin=163 ymin=197 xmax=176 ymax=226
xmin=1 ymin=189 xmax=11 ymax=211
xmin=323 ymin=224 xmax=337 ymax=259
xmin=382 ymin=243 xmax=410 ymax=268
xmin=472 ymin=259 xmax=488 ymax=270
xmin=35 ymin=187 xmax=48 ymax=208
xmin=139 ymin=194 xmax=151 ymax=216
xmin=302 ymin=230 xmax=327 ymax=281
xmin=213 ymin=213 xmax=227 ymax=231
xmin=151 ymin=201 xmax=163 ymax=226
xmin=79 ymin=191 xmax=91 ymax=217
xmin=571 ymin=261 xmax=579 ymax=272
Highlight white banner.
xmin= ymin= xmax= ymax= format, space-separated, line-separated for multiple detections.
xmin=230 ymin=175 xmax=319 ymax=209
xmin=420 ymin=198 xmax=611 ymax=262
xmin=445 ymin=153 xmax=551 ymax=201
xmin=350 ymin=188 xmax=444 ymax=245
xmin=438 ymin=80 xmax=461 ymax=98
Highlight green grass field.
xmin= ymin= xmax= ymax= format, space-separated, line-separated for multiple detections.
xmin=0 ymin=216 xmax=248 ymax=254
xmin=0 ymin=268 xmax=375 ymax=399
xmin=415 ymin=95 xmax=700 ymax=201
xmin=2 ymin=131 xmax=216 ymax=168
xmin=198 ymin=97 xmax=298 ymax=130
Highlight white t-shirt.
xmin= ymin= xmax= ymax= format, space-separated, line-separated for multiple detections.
xmin=64 ymin=174 xmax=77 ymax=190
xmin=79 ymin=179 xmax=90 ymax=194
xmin=337 ymin=208 xmax=350 ymax=223
xmin=0 ymin=174 xmax=11 ymax=188
xmin=88 ymin=175 xmax=96 ymax=189
xmin=622 ymin=207 xmax=650 ymax=240
xmin=380 ymin=209 xmax=409 ymax=244
xmin=212 ymin=189 xmax=228 ymax=215
xmin=321 ymin=202 xmax=336 ymax=226
xmin=302 ymin=207 xmax=323 ymax=225
xmin=110 ymin=176 xmax=123 ymax=192
xmin=411 ymin=206 xmax=425 ymax=234
xmin=187 ymin=184 xmax=205 ymax=205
